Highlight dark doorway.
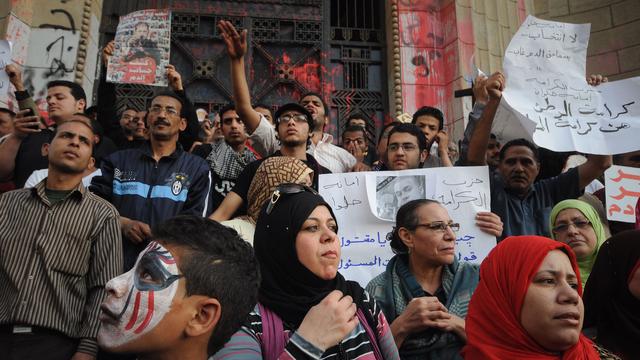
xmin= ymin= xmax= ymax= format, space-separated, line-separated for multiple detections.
xmin=99 ymin=0 xmax=387 ymax=141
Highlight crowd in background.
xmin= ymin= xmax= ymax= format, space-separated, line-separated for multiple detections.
xmin=0 ymin=19 xmax=638 ymax=360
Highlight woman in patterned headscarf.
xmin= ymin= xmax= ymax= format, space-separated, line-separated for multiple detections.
xmin=222 ymin=156 xmax=313 ymax=243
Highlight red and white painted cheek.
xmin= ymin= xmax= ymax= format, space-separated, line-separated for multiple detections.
xmin=99 ymin=258 xmax=179 ymax=348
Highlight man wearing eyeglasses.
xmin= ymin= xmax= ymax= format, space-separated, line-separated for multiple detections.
xmin=380 ymin=123 xmax=428 ymax=171
xmin=210 ymin=103 xmax=331 ymax=222
xmin=217 ymin=20 xmax=358 ymax=174
xmin=90 ymin=92 xmax=211 ymax=271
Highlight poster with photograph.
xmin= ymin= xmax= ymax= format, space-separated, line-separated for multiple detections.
xmin=106 ymin=9 xmax=171 ymax=86
xmin=319 ymin=166 xmax=494 ymax=286
xmin=375 ymin=175 xmax=426 ymax=220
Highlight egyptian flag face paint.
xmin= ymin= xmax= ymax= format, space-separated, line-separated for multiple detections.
xmin=98 ymin=241 xmax=183 ymax=349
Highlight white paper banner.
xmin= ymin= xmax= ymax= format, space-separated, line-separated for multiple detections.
xmin=605 ymin=165 xmax=640 ymax=223
xmin=0 ymin=40 xmax=12 ymax=96
xmin=502 ymin=16 xmax=640 ymax=155
xmin=319 ymin=166 xmax=495 ymax=287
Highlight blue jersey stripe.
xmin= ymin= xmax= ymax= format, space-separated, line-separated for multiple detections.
xmin=113 ymin=181 xmax=188 ymax=202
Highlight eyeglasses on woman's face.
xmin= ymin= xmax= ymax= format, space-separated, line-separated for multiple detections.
xmin=552 ymin=219 xmax=591 ymax=234
xmin=414 ymin=221 xmax=460 ymax=233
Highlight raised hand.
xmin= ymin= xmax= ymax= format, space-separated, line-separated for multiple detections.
xmin=346 ymin=141 xmax=365 ymax=162
xmin=475 ymin=211 xmax=504 ymax=237
xmin=485 ymin=71 xmax=505 ymax=101
xmin=102 ymin=40 xmax=115 ymax=66
xmin=5 ymin=64 xmax=25 ymax=92
xmin=472 ymin=74 xmax=489 ymax=105
xmin=435 ymin=129 xmax=449 ymax=147
xmin=217 ymin=20 xmax=247 ymax=60
xmin=12 ymin=109 xmax=41 ymax=139
xmin=165 ymin=64 xmax=183 ymax=91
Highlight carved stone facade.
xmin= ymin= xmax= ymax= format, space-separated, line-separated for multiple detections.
xmin=2 ymin=0 xmax=636 ymax=143
xmin=387 ymin=0 xmax=639 ymax=142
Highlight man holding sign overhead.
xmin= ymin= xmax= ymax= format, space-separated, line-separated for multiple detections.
xmin=466 ymin=71 xmax=611 ymax=239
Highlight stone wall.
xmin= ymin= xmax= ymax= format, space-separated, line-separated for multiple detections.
xmin=0 ymin=0 xmax=102 ymax=112
xmin=530 ymin=0 xmax=640 ymax=80
xmin=387 ymin=0 xmax=530 ymax=141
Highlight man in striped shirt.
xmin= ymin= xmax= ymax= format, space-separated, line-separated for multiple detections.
xmin=0 ymin=118 xmax=123 ymax=360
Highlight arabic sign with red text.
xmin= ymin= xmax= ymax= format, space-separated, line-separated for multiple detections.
xmin=605 ymin=165 xmax=640 ymax=223
xmin=106 ymin=9 xmax=171 ymax=87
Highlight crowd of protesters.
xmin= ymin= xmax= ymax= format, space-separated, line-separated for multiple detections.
xmin=0 ymin=18 xmax=638 ymax=360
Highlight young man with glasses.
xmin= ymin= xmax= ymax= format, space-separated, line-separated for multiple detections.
xmin=381 ymin=123 xmax=428 ymax=171
xmin=217 ymin=20 xmax=358 ymax=174
xmin=91 ymin=92 xmax=212 ymax=271
xmin=210 ymin=103 xmax=331 ymax=222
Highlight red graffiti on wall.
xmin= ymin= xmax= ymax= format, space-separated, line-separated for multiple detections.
xmin=267 ymin=50 xmax=341 ymax=104
xmin=397 ymin=0 xmax=471 ymax=136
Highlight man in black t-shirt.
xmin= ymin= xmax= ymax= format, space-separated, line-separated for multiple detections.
xmin=209 ymin=103 xmax=330 ymax=222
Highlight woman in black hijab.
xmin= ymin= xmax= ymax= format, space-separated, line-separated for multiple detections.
xmin=212 ymin=185 xmax=399 ymax=359
xmin=583 ymin=230 xmax=640 ymax=359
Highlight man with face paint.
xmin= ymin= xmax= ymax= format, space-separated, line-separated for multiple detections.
xmin=0 ymin=120 xmax=122 ymax=360
xmin=98 ymin=215 xmax=259 ymax=360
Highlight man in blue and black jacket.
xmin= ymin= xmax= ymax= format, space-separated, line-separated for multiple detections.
xmin=91 ymin=91 xmax=211 ymax=271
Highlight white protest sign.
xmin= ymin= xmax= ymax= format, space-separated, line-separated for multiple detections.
xmin=319 ymin=166 xmax=494 ymax=287
xmin=491 ymin=101 xmax=536 ymax=143
xmin=502 ymin=16 xmax=640 ymax=155
xmin=605 ymin=165 xmax=640 ymax=223
xmin=0 ymin=40 xmax=12 ymax=96
xmin=107 ymin=9 xmax=171 ymax=87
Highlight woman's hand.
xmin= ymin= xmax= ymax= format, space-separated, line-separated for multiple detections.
xmin=476 ymin=211 xmax=503 ymax=237
xmin=390 ymin=296 xmax=450 ymax=348
xmin=434 ymin=313 xmax=467 ymax=342
xmin=296 ymin=290 xmax=359 ymax=351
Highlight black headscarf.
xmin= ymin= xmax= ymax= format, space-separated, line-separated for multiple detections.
xmin=583 ymin=230 xmax=640 ymax=359
xmin=253 ymin=190 xmax=366 ymax=328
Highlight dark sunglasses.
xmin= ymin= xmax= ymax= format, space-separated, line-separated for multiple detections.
xmin=266 ymin=183 xmax=318 ymax=215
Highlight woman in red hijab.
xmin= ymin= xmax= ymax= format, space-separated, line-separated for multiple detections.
xmin=462 ymin=236 xmax=614 ymax=359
